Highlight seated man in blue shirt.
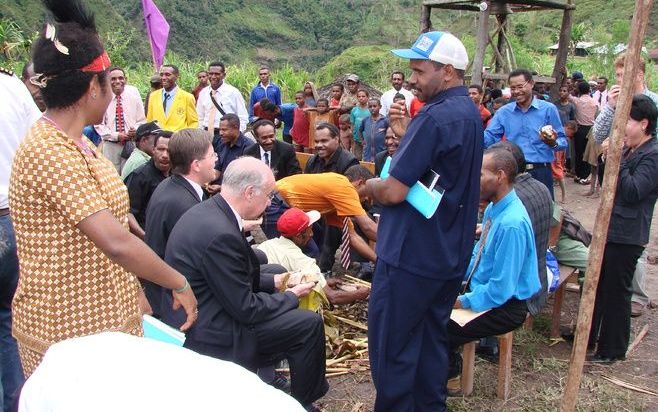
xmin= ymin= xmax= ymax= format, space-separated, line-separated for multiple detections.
xmin=447 ymin=148 xmax=540 ymax=394
xmin=484 ymin=68 xmax=567 ymax=199
xmin=206 ymin=113 xmax=255 ymax=193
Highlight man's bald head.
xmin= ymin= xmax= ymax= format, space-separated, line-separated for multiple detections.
xmin=222 ymin=156 xmax=274 ymax=197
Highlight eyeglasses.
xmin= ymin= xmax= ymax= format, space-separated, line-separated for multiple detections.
xmin=509 ymin=80 xmax=530 ymax=92
xmin=199 ymin=152 xmax=218 ymax=161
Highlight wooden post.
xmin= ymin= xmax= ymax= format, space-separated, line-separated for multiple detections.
xmin=549 ymin=0 xmax=573 ymax=100
xmin=560 ymin=0 xmax=653 ymax=410
xmin=420 ymin=5 xmax=432 ymax=33
xmin=472 ymin=7 xmax=490 ymax=85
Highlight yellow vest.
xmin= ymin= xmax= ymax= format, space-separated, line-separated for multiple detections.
xmin=147 ymin=88 xmax=198 ymax=131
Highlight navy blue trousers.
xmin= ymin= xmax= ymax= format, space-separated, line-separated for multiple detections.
xmin=368 ymin=261 xmax=462 ymax=412
xmin=528 ymin=166 xmax=554 ymax=200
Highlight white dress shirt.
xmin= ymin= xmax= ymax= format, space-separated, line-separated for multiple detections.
xmin=196 ymin=83 xmax=249 ymax=132
xmin=1 ymin=73 xmax=41 ymax=209
xmin=258 ymin=145 xmax=272 ymax=166
xmin=379 ymin=87 xmax=413 ymax=116
xmin=95 ymin=85 xmax=145 ymax=142
xmin=182 ymin=175 xmax=204 ymax=201
xmin=592 ymin=89 xmax=608 ymax=110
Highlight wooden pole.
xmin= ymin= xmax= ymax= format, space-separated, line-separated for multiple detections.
xmin=549 ymin=0 xmax=573 ymax=100
xmin=495 ymin=14 xmax=508 ymax=73
xmin=560 ymin=1 xmax=653 ymax=410
xmin=472 ymin=7 xmax=490 ymax=85
xmin=420 ymin=5 xmax=432 ymax=33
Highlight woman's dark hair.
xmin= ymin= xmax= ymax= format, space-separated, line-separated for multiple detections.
xmin=630 ymin=94 xmax=658 ymax=136
xmin=33 ymin=0 xmax=108 ymax=109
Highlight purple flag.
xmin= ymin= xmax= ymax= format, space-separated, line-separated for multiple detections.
xmin=142 ymin=0 xmax=170 ymax=70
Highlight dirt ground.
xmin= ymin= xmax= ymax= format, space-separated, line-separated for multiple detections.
xmin=318 ymin=178 xmax=658 ymax=412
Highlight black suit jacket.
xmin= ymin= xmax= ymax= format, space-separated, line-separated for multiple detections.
xmin=374 ymin=150 xmax=389 ymax=177
xmin=164 ymin=195 xmax=299 ymax=370
xmin=244 ymin=140 xmax=302 ymax=180
xmin=145 ymin=174 xmax=203 ymax=259
xmin=125 ymin=159 xmax=167 ymax=228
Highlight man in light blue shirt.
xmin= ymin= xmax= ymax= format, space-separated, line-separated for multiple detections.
xmin=447 ymin=148 xmax=540 ymax=395
xmin=484 ymin=69 xmax=567 ymax=199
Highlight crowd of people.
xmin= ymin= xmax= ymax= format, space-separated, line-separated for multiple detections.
xmin=1 ymin=0 xmax=657 ymax=411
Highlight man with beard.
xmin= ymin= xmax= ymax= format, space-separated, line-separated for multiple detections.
xmin=484 ymin=69 xmax=567 ymax=198
xmin=125 ymin=133 xmax=171 ymax=229
xmin=379 ymin=71 xmax=413 ymax=116
xmin=147 ymin=64 xmax=198 ymax=132
xmin=95 ymin=67 xmax=145 ymax=173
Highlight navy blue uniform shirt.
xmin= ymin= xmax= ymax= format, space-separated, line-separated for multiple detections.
xmin=376 ymin=85 xmax=483 ymax=279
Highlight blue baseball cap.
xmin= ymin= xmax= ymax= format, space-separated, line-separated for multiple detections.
xmin=392 ymin=31 xmax=469 ymax=70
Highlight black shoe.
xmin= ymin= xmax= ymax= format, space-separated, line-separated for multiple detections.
xmin=304 ymin=404 xmax=322 ymax=412
xmin=270 ymin=372 xmax=291 ymax=393
xmin=561 ymin=332 xmax=596 ymax=351
xmin=586 ymin=353 xmax=625 ymax=364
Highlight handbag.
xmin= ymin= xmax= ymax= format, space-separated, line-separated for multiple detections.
xmin=120 ymin=140 xmax=136 ymax=159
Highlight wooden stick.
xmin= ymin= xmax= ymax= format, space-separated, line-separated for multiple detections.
xmin=600 ymin=375 xmax=658 ymax=396
xmin=549 ymin=0 xmax=574 ymax=100
xmin=326 ymin=371 xmax=350 ymax=378
xmin=626 ymin=325 xmax=649 ymax=356
xmin=343 ymin=275 xmax=371 ymax=287
xmin=471 ymin=7 xmax=490 ymax=85
xmin=327 ymin=354 xmax=354 ymax=367
xmin=334 ymin=315 xmax=368 ymax=331
xmin=560 ymin=1 xmax=653 ymax=410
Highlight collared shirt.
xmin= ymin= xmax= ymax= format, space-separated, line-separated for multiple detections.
xmin=592 ymin=89 xmax=608 ymax=110
xmin=214 ymin=134 xmax=255 ymax=178
xmin=182 ymin=176 xmax=203 ymax=201
xmin=377 ymin=85 xmax=483 ymax=278
xmin=304 ymin=147 xmax=359 ymax=175
xmin=1 ymin=72 xmax=41 ymax=209
xmin=568 ymin=94 xmax=598 ymax=126
xmin=121 ymin=148 xmax=151 ymax=180
xmin=257 ymin=237 xmax=326 ymax=288
xmin=125 ymin=159 xmax=167 ymax=228
xmin=196 ymin=83 xmax=249 ymax=131
xmin=360 ymin=115 xmax=389 ymax=162
xmin=162 ymin=86 xmax=178 ymax=116
xmin=484 ymin=97 xmax=568 ymax=163
xmin=248 ymin=82 xmax=282 ymax=117
xmin=258 ymin=146 xmax=272 ymax=166
xmin=458 ymin=190 xmax=540 ymax=312
xmin=223 ymin=195 xmax=243 ymax=231
xmin=593 ymin=88 xmax=658 ymax=144
xmin=379 ymin=87 xmax=413 ymax=116
xmin=95 ymin=85 xmax=145 ymax=143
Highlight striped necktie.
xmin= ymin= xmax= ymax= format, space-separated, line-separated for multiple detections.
xmin=115 ymin=94 xmax=125 ymax=133
xmin=340 ymin=217 xmax=351 ymax=270
xmin=462 ymin=218 xmax=492 ymax=294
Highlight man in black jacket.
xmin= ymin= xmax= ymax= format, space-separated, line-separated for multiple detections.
xmin=304 ymin=122 xmax=358 ymax=175
xmin=144 ymin=129 xmax=216 ymax=317
xmin=165 ymin=157 xmax=328 ymax=409
xmin=244 ymin=119 xmax=301 ymax=180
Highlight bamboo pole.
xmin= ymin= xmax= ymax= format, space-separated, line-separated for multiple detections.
xmin=560 ymin=1 xmax=653 ymax=410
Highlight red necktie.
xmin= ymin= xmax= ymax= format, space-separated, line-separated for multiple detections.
xmin=115 ymin=94 xmax=125 ymax=133
xmin=340 ymin=217 xmax=351 ymax=270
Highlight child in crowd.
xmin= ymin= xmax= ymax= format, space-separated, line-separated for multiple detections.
xmin=290 ymin=91 xmax=310 ymax=153
xmin=338 ymin=114 xmax=353 ymax=153
xmin=553 ymin=120 xmax=576 ymax=203
xmin=350 ymin=89 xmax=370 ymax=160
xmin=329 ymin=84 xmax=344 ymax=110
xmin=305 ymin=98 xmax=336 ymax=149
xmin=409 ymin=90 xmax=425 ymax=118
xmin=360 ymin=98 xmax=389 ymax=162
xmin=303 ymin=81 xmax=319 ymax=107
xmin=492 ymin=97 xmax=508 ymax=112
xmin=582 ymin=127 xmax=602 ymax=197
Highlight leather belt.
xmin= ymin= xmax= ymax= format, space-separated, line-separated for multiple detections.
xmin=0 ymin=208 xmax=9 ymax=217
xmin=525 ymin=162 xmax=551 ymax=170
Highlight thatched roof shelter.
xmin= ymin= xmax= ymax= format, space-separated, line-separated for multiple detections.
xmin=317 ymin=75 xmax=383 ymax=100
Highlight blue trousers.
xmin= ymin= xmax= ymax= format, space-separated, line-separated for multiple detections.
xmin=368 ymin=261 xmax=461 ymax=412
xmin=528 ymin=166 xmax=554 ymax=200
xmin=0 ymin=215 xmax=24 ymax=412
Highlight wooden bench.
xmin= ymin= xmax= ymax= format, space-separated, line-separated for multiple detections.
xmin=295 ymin=152 xmax=376 ymax=175
xmin=460 ymin=265 xmax=579 ymax=400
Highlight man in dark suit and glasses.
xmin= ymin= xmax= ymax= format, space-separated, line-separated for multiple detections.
xmin=165 ymin=157 xmax=329 ymax=410
xmin=244 ymin=119 xmax=302 ymax=180
xmin=144 ymin=128 xmax=216 ymax=317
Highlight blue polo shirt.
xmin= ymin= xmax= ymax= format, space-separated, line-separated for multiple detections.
xmin=376 ymin=86 xmax=483 ymax=279
xmin=278 ymin=103 xmax=296 ymax=136
xmin=214 ymin=133 xmax=255 ymax=182
xmin=484 ymin=97 xmax=567 ymax=163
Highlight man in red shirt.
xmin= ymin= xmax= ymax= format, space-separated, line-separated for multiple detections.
xmin=469 ymin=84 xmax=492 ymax=128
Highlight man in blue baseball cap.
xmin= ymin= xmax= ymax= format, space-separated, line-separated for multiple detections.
xmin=364 ymin=31 xmax=483 ymax=411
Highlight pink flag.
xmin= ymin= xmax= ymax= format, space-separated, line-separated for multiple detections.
xmin=142 ymin=0 xmax=170 ymax=70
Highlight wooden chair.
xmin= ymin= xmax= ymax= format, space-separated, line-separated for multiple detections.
xmin=461 ymin=331 xmax=514 ymax=400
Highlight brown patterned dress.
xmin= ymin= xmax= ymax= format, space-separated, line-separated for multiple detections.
xmin=9 ymin=119 xmax=142 ymax=377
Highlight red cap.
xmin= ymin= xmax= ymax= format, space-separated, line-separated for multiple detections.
xmin=277 ymin=208 xmax=321 ymax=237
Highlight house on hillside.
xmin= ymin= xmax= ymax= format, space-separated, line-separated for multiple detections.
xmin=548 ymin=42 xmax=649 ymax=57
xmin=317 ymin=75 xmax=382 ymax=100
xmin=548 ymin=41 xmax=597 ymax=57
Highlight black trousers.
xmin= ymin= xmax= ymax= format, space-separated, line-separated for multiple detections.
xmin=188 ymin=309 xmax=328 ymax=406
xmin=574 ymin=125 xmax=592 ymax=180
xmin=448 ymin=298 xmax=528 ymax=378
xmin=368 ymin=261 xmax=462 ymax=412
xmin=590 ymin=242 xmax=644 ymax=358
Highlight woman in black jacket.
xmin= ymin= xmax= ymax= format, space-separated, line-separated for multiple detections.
xmin=590 ymin=94 xmax=658 ymax=362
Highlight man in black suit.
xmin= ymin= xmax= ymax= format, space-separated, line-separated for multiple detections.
xmin=165 ymin=157 xmax=328 ymax=409
xmin=143 ymin=128 xmax=216 ymax=317
xmin=244 ymin=119 xmax=301 ymax=180
xmin=304 ymin=122 xmax=359 ymax=175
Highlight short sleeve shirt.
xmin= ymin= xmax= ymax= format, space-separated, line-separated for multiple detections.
xmin=9 ymin=120 xmax=142 ymax=361
xmin=276 ymin=173 xmax=366 ymax=227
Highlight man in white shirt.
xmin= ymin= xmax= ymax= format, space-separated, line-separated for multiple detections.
xmin=379 ymin=70 xmax=413 ymax=116
xmin=95 ymin=67 xmax=146 ymax=173
xmin=196 ymin=62 xmax=249 ymax=144
xmin=0 ymin=67 xmax=41 ymax=411
xmin=592 ymin=76 xmax=608 ymax=110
